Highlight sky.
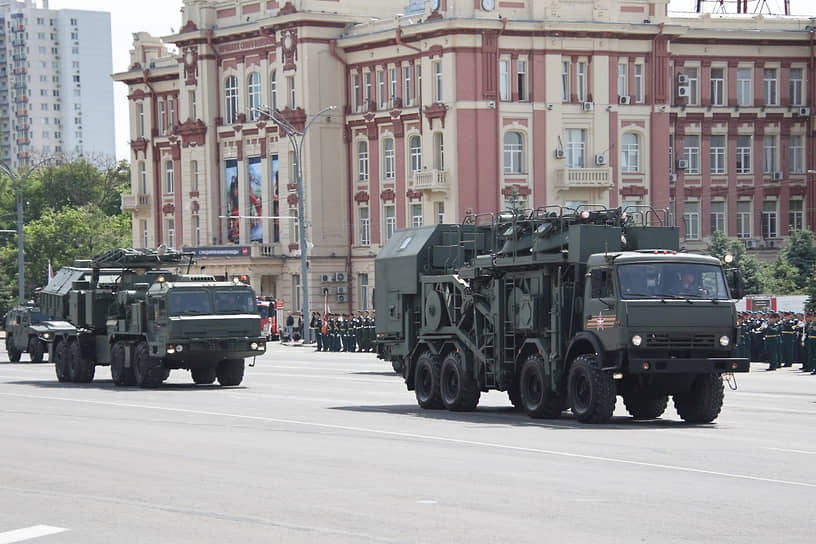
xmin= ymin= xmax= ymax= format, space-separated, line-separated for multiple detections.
xmin=45 ymin=0 xmax=816 ymax=161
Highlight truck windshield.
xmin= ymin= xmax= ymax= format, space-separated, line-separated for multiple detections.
xmin=214 ymin=290 xmax=257 ymax=314
xmin=257 ymin=304 xmax=269 ymax=318
xmin=168 ymin=289 xmax=212 ymax=315
xmin=618 ymin=262 xmax=730 ymax=300
xmin=30 ymin=312 xmax=49 ymax=323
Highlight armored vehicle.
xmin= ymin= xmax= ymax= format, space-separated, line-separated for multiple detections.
xmin=3 ymin=304 xmax=50 ymax=362
xmin=36 ymin=247 xmax=266 ymax=387
xmin=376 ymin=206 xmax=748 ymax=424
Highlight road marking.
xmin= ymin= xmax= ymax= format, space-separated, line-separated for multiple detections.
xmin=767 ymin=447 xmax=816 ymax=455
xmin=2 ymin=391 xmax=816 ymax=490
xmin=0 ymin=526 xmax=67 ymax=543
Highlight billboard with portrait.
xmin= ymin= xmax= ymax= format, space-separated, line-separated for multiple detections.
xmin=248 ymin=157 xmax=263 ymax=243
xmin=226 ymin=159 xmax=239 ymax=243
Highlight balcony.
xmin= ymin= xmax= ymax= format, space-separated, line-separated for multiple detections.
xmin=556 ymin=167 xmax=613 ymax=190
xmin=413 ymin=169 xmax=450 ymax=192
xmin=120 ymin=193 xmax=151 ymax=211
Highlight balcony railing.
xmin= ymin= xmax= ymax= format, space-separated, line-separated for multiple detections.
xmin=556 ymin=167 xmax=613 ymax=189
xmin=121 ymin=193 xmax=151 ymax=211
xmin=413 ymin=169 xmax=449 ymax=191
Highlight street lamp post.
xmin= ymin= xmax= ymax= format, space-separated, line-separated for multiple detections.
xmin=0 ymin=161 xmax=42 ymax=305
xmin=256 ymin=105 xmax=336 ymax=344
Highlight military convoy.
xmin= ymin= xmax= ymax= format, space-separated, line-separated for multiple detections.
xmin=375 ymin=206 xmax=749 ymax=423
xmin=3 ymin=304 xmax=50 ymax=363
xmin=28 ymin=247 xmax=266 ymax=387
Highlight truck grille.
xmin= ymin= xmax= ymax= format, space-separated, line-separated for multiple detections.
xmin=645 ymin=333 xmax=716 ymax=349
xmin=190 ymin=339 xmax=242 ymax=351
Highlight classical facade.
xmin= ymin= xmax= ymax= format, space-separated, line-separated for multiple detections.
xmin=113 ymin=0 xmax=815 ymax=314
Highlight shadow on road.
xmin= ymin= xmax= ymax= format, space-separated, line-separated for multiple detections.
xmin=6 ymin=379 xmax=247 ymax=392
xmin=0 ymin=360 xmax=51 ymax=365
xmin=350 ymin=371 xmax=401 ymax=377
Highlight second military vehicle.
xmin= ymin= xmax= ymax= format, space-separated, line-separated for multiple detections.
xmin=36 ymin=247 xmax=266 ymax=387
xmin=3 ymin=304 xmax=49 ymax=363
xmin=376 ymin=206 xmax=748 ymax=424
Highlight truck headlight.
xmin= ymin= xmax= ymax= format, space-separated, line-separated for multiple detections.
xmin=250 ymin=342 xmax=259 ymax=350
xmin=175 ymin=344 xmax=184 ymax=352
xmin=631 ymin=335 xmax=642 ymax=347
xmin=719 ymin=335 xmax=730 ymax=347
xmin=41 ymin=332 xmax=51 ymax=340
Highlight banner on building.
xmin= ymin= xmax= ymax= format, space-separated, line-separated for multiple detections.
xmin=226 ymin=159 xmax=239 ymax=243
xmin=248 ymin=157 xmax=263 ymax=243
xmin=272 ymin=154 xmax=280 ymax=243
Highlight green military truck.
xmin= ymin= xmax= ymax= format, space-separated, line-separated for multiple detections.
xmin=375 ymin=206 xmax=748 ymax=424
xmin=3 ymin=304 xmax=50 ymax=363
xmin=36 ymin=247 xmax=266 ymax=387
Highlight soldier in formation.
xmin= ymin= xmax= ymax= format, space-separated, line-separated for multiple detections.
xmin=737 ymin=310 xmax=816 ymax=373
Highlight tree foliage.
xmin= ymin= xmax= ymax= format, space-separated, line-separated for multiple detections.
xmin=705 ymin=230 xmax=766 ymax=294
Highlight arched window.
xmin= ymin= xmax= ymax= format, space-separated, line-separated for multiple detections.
xmin=165 ymin=160 xmax=174 ymax=194
xmin=409 ymin=135 xmax=421 ymax=172
xmin=357 ymin=141 xmax=369 ymax=181
xmin=383 ymin=138 xmax=395 ymax=179
xmin=503 ymin=132 xmax=524 ymax=174
xmin=270 ymin=70 xmax=278 ymax=110
xmin=224 ymin=75 xmax=238 ymax=124
xmin=621 ymin=133 xmax=640 ymax=173
xmin=247 ymin=72 xmax=261 ymax=121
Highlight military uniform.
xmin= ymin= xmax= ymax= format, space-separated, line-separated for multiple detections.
xmin=781 ymin=315 xmax=796 ymax=367
xmin=805 ymin=318 xmax=816 ymax=372
xmin=764 ymin=317 xmax=782 ymax=370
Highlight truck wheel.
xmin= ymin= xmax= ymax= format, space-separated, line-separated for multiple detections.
xmin=110 ymin=342 xmax=137 ymax=386
xmin=414 ymin=351 xmax=443 ymax=409
xmin=673 ymin=374 xmax=724 ymax=424
xmin=7 ymin=341 xmax=22 ymax=363
xmin=568 ymin=355 xmax=616 ymax=423
xmin=507 ymin=380 xmax=523 ymax=410
xmin=68 ymin=341 xmax=95 ymax=383
xmin=216 ymin=359 xmax=244 ymax=386
xmin=440 ymin=352 xmax=480 ymax=411
xmin=133 ymin=341 xmax=164 ymax=388
xmin=519 ymin=355 xmax=562 ymax=419
xmin=192 ymin=366 xmax=217 ymax=385
xmin=54 ymin=341 xmax=70 ymax=382
xmin=391 ymin=360 xmax=404 ymax=375
xmin=28 ymin=338 xmax=44 ymax=363
xmin=623 ymin=395 xmax=668 ymax=420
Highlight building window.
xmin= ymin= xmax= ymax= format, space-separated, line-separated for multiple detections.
xmin=790 ymin=199 xmax=804 ymax=231
xmin=683 ymin=135 xmax=700 ymax=174
xmin=761 ymin=200 xmax=777 ymax=239
xmin=358 ymin=273 xmax=369 ymax=311
xmin=224 ymin=75 xmax=238 ymax=124
xmin=621 ymin=133 xmax=640 ymax=173
xmin=566 ymin=128 xmax=585 ymax=169
xmin=385 ymin=205 xmax=396 ymax=239
xmin=270 ymin=70 xmax=278 ymax=110
xmin=357 ymin=141 xmax=369 ymax=181
xmin=707 ymin=135 xmax=726 ymax=175
xmin=736 ymin=135 xmax=752 ymax=174
xmin=436 ymin=201 xmax=445 ymax=224
xmin=415 ymin=63 xmax=422 ymax=102
xmin=167 ymin=218 xmax=176 ymax=248
xmin=364 ymin=71 xmax=372 ymax=110
xmin=165 ymin=160 xmax=174 ymax=194
xmin=763 ymin=135 xmax=777 ymax=174
xmin=352 ymin=73 xmax=360 ymax=112
xmin=434 ymin=132 xmax=445 ymax=170
xmin=737 ymin=201 xmax=752 ymax=239
xmin=617 ymin=63 xmax=627 ymax=98
xmin=403 ymin=65 xmax=412 ymax=106
xmin=169 ymin=98 xmax=176 ymax=128
xmin=384 ymin=138 xmax=395 ymax=179
xmin=287 ymin=76 xmax=296 ymax=108
xmin=517 ymin=60 xmax=527 ymax=101
xmin=189 ymin=90 xmax=197 ymax=120
xmin=247 ymin=72 xmax=261 ymax=121
xmin=411 ymin=203 xmax=423 ymax=227
xmin=763 ymin=68 xmax=777 ymax=106
xmin=139 ymin=161 xmax=147 ymax=193
xmin=684 ymin=201 xmax=700 ymax=240
xmin=193 ymin=214 xmax=201 ymax=246
xmin=790 ymin=134 xmax=804 ymax=174
xmin=737 ymin=68 xmax=752 ymax=106
xmin=634 ymin=63 xmax=643 ymax=103
xmin=684 ymin=66 xmax=699 ymax=105
xmin=191 ymin=160 xmax=199 ymax=192
xmin=359 ymin=206 xmax=370 ymax=246
xmin=159 ymin=101 xmax=166 ymax=135
xmin=561 ymin=61 xmax=570 ymax=102
xmin=576 ymin=62 xmax=586 ymax=102
xmin=503 ymin=132 xmax=524 ymax=174
xmin=378 ymin=70 xmax=385 ymax=109
xmin=409 ymin=135 xmax=422 ymax=173
xmin=141 ymin=220 xmax=149 ymax=248
xmin=790 ymin=68 xmax=804 ymax=106
xmin=710 ymin=67 xmax=724 ymax=106
xmin=710 ymin=201 xmax=726 ymax=234
xmin=499 ymin=59 xmax=510 ymax=101
xmin=434 ymin=61 xmax=443 ymax=102
xmin=390 ymin=67 xmax=398 ymax=106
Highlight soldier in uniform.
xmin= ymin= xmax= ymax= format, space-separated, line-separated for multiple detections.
xmin=735 ymin=313 xmax=750 ymax=361
xmin=804 ymin=313 xmax=816 ymax=373
xmin=781 ymin=312 xmax=797 ymax=367
xmin=313 ymin=312 xmax=323 ymax=352
xmin=369 ymin=310 xmax=376 ymax=352
xmin=353 ymin=311 xmax=363 ymax=352
xmin=764 ymin=313 xmax=782 ymax=371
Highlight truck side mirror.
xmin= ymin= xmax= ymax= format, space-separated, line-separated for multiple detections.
xmin=727 ymin=268 xmax=744 ymax=300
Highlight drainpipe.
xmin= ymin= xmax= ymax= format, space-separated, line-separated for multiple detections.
xmin=142 ymin=70 xmax=162 ymax=244
xmin=495 ymin=18 xmax=507 ymax=211
xmin=207 ymin=29 xmax=224 ymax=244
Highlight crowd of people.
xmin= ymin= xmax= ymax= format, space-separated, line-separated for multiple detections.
xmin=736 ymin=311 xmax=816 ymax=372
xmin=308 ymin=311 xmax=376 ymax=353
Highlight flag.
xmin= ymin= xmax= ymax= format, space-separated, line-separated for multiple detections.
xmin=47 ymin=260 xmax=54 ymax=284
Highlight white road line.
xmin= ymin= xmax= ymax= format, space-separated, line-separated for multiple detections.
xmin=0 ymin=525 xmax=67 ymax=544
xmin=2 ymin=391 xmax=815 ymax=490
xmin=767 ymin=447 xmax=816 ymax=455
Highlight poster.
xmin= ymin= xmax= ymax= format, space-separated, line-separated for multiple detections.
xmin=248 ymin=157 xmax=263 ymax=243
xmin=226 ymin=159 xmax=239 ymax=243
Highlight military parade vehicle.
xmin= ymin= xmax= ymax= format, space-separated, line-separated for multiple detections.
xmin=375 ymin=206 xmax=748 ymax=423
xmin=3 ymin=304 xmax=50 ymax=363
xmin=35 ymin=247 xmax=266 ymax=387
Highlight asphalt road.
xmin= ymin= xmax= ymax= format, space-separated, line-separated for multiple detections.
xmin=0 ymin=343 xmax=814 ymax=543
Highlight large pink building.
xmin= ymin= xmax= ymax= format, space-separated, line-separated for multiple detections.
xmin=113 ymin=0 xmax=815 ymax=313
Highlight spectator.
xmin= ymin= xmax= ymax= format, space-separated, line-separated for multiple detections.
xmin=285 ymin=313 xmax=294 ymax=342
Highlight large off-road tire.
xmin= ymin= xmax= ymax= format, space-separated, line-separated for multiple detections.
xmin=68 ymin=341 xmax=95 ymax=383
xmin=54 ymin=341 xmax=70 ymax=382
xmin=27 ymin=338 xmax=44 ymax=363
xmin=414 ymin=351 xmax=443 ymax=409
xmin=507 ymin=380 xmax=523 ymax=410
xmin=110 ymin=342 xmax=137 ymax=386
xmin=673 ymin=373 xmax=724 ymax=424
xmin=519 ymin=354 xmax=563 ymax=419
xmin=623 ymin=395 xmax=669 ymax=420
xmin=191 ymin=366 xmax=217 ymax=385
xmin=440 ymin=352 xmax=480 ymax=411
xmin=568 ymin=354 xmax=616 ymax=423
xmin=133 ymin=341 xmax=165 ymax=388
xmin=216 ymin=359 xmax=244 ymax=386
xmin=7 ymin=341 xmax=22 ymax=363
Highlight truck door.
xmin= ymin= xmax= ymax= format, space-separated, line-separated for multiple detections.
xmin=584 ymin=267 xmax=619 ymax=349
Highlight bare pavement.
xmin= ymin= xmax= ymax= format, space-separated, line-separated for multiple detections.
xmin=0 ymin=342 xmax=814 ymax=543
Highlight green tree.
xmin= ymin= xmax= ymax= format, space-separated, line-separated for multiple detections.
xmin=779 ymin=229 xmax=816 ymax=289
xmin=705 ymin=230 xmax=767 ymax=294
xmin=766 ymin=256 xmax=800 ymax=294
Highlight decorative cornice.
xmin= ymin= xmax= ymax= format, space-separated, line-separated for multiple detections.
xmin=354 ymin=191 xmax=370 ymax=203
xmin=407 ymin=189 xmax=423 ymax=201
xmin=162 ymin=203 xmax=175 ymax=215
xmin=424 ymin=103 xmax=448 ymax=128
xmin=380 ymin=188 xmax=396 ymax=202
xmin=177 ymin=119 xmax=207 ymax=148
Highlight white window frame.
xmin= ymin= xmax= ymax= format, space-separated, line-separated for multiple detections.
xmin=683 ymin=201 xmax=700 ymax=240
xmin=736 ymin=201 xmax=752 ymax=239
xmin=503 ymin=131 xmax=524 ymax=174
xmin=499 ymin=59 xmax=510 ymax=101
xmin=359 ymin=206 xmax=370 ymax=246
xmin=790 ymin=134 xmax=804 ymax=174
xmin=710 ymin=135 xmax=726 ymax=175
xmin=763 ymin=68 xmax=778 ymax=106
xmin=710 ymin=201 xmax=726 ymax=234
xmin=762 ymin=134 xmax=777 ymax=174
xmin=621 ymin=133 xmax=640 ymax=173
xmin=247 ymin=72 xmax=261 ymax=121
xmin=737 ymin=68 xmax=752 ymax=107
xmin=710 ymin=67 xmax=725 ymax=106
xmin=165 ymin=160 xmax=174 ymax=194
xmin=683 ymin=135 xmax=700 ymax=175
xmin=411 ymin=203 xmax=423 ymax=227
xmin=736 ymin=135 xmax=752 ymax=175
xmin=357 ymin=141 xmax=369 ymax=182
xmin=790 ymin=67 xmax=804 ymax=106
xmin=384 ymin=138 xmax=395 ymax=179
xmin=224 ymin=75 xmax=239 ymax=124
xmin=566 ymin=128 xmax=585 ymax=169
xmin=409 ymin=135 xmax=422 ymax=173
xmin=385 ymin=205 xmax=397 ymax=239
xmin=434 ymin=61 xmax=443 ymax=102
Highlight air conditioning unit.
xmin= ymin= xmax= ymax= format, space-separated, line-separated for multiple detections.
xmin=336 ymin=294 xmax=347 ymax=303
xmin=619 ymin=95 xmax=631 ymax=105
xmin=798 ymin=107 xmax=811 ymax=117
xmin=321 ymin=287 xmax=334 ymax=296
xmin=582 ymin=101 xmax=595 ymax=112
xmin=677 ymin=73 xmax=689 ymax=84
xmin=335 ymin=272 xmax=348 ymax=283
xmin=554 ymin=148 xmax=565 ymax=159
xmin=336 ymin=286 xmax=347 ymax=295
xmin=594 ymin=154 xmax=607 ymax=166
xmin=744 ymin=239 xmax=758 ymax=249
xmin=765 ymin=239 xmax=780 ymax=249
xmin=675 ymin=159 xmax=688 ymax=170
xmin=677 ymin=85 xmax=691 ymax=98
xmin=669 ymin=173 xmax=678 ymax=182
xmin=772 ymin=171 xmax=784 ymax=180
xmin=320 ymin=273 xmax=335 ymax=283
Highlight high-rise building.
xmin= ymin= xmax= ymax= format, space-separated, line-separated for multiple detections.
xmin=0 ymin=0 xmax=114 ymax=167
